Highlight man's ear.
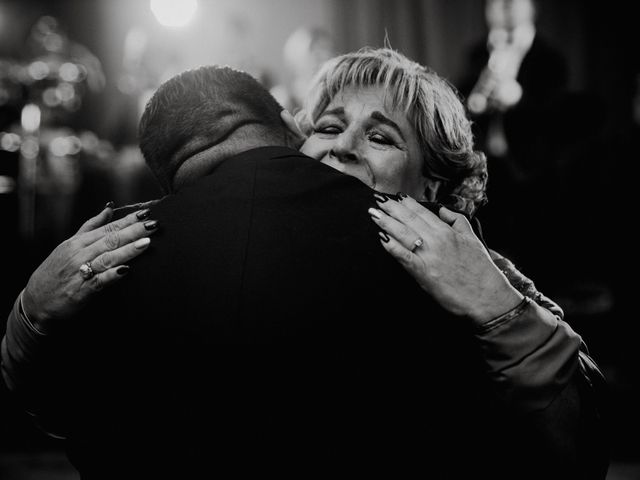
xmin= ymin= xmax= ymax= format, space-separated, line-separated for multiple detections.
xmin=280 ymin=109 xmax=309 ymax=150
xmin=281 ymin=110 xmax=306 ymax=139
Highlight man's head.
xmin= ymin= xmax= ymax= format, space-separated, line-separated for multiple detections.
xmin=139 ymin=65 xmax=299 ymax=193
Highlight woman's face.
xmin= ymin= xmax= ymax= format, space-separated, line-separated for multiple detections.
xmin=300 ymin=86 xmax=427 ymax=199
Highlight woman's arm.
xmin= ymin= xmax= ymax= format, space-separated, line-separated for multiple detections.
xmin=490 ymin=248 xmax=564 ymax=318
xmin=1 ymin=202 xmax=158 ymax=428
xmin=367 ymin=194 xmax=599 ymax=411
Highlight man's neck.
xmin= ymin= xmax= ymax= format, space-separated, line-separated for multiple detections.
xmin=172 ymin=141 xmax=295 ymax=192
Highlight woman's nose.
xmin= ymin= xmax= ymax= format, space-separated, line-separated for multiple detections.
xmin=329 ymin=130 xmax=361 ymax=164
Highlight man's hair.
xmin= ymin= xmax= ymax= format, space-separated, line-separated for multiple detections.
xmin=139 ymin=65 xmax=288 ymax=193
xmin=298 ymin=47 xmax=488 ymax=216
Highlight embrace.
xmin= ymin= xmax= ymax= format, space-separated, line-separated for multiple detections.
xmin=2 ymin=47 xmax=607 ymax=479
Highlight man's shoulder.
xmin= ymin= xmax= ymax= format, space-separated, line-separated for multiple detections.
xmin=234 ymin=145 xmax=311 ymax=162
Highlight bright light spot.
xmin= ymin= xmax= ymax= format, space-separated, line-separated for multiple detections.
xmin=0 ymin=176 xmax=16 ymax=194
xmin=80 ymin=131 xmax=99 ymax=151
xmin=150 ymin=0 xmax=197 ymax=27
xmin=21 ymin=104 xmax=41 ymax=133
xmin=50 ymin=137 xmax=70 ymax=156
xmin=43 ymin=87 xmax=61 ymax=107
xmin=57 ymin=83 xmax=75 ymax=102
xmin=467 ymin=92 xmax=488 ymax=114
xmin=59 ymin=62 xmax=80 ymax=82
xmin=1 ymin=132 xmax=21 ymax=152
xmin=49 ymin=136 xmax=82 ymax=157
xmin=67 ymin=136 xmax=82 ymax=155
xmin=28 ymin=61 xmax=50 ymax=80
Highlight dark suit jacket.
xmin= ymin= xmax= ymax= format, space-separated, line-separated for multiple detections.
xmin=37 ymin=147 xmax=580 ymax=479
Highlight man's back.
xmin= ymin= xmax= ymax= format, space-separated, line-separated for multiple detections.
xmin=47 ymin=147 xmax=495 ymax=478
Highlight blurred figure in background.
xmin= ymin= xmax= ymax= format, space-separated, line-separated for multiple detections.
xmin=457 ymin=0 xmax=609 ymax=315
xmin=269 ymin=26 xmax=336 ymax=114
xmin=462 ymin=0 xmax=568 ymax=157
xmin=459 ymin=0 xmax=568 ymax=261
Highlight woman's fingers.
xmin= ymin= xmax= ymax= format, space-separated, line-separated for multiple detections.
xmin=19 ymin=207 xmax=158 ymax=329
xmin=391 ymin=195 xmax=445 ymax=229
xmin=368 ymin=206 xmax=422 ymax=252
xmin=368 ymin=193 xmax=520 ymax=321
xmin=75 ymin=203 xmax=114 ymax=235
xmin=83 ymin=265 xmax=132 ymax=292
xmin=373 ymin=196 xmax=475 ymax=252
xmin=371 ymin=195 xmax=447 ymax=254
xmin=76 ymin=208 xmax=151 ymax=247
xmin=83 ymin=218 xmax=157 ymax=265
xmin=378 ymin=232 xmax=420 ymax=271
xmin=438 ymin=206 xmax=473 ymax=234
xmin=88 ymin=237 xmax=151 ymax=275
xmin=375 ymin=195 xmax=446 ymax=236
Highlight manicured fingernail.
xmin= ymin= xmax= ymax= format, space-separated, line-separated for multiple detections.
xmin=134 ymin=237 xmax=151 ymax=249
xmin=143 ymin=220 xmax=158 ymax=230
xmin=104 ymin=201 xmax=115 ymax=209
xmin=396 ymin=192 xmax=407 ymax=199
xmin=379 ymin=231 xmax=390 ymax=243
xmin=368 ymin=207 xmax=382 ymax=220
xmin=373 ymin=192 xmax=388 ymax=203
xmin=116 ymin=265 xmax=130 ymax=275
xmin=136 ymin=208 xmax=151 ymax=220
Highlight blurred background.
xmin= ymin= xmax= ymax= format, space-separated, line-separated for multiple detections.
xmin=0 ymin=0 xmax=638 ymax=478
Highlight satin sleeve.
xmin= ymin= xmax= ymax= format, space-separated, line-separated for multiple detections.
xmin=475 ymin=296 xmax=583 ymax=411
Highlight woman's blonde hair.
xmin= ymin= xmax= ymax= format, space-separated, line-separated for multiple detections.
xmin=297 ymin=47 xmax=488 ymax=216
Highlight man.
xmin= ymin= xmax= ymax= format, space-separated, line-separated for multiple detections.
xmin=2 ymin=66 xmax=606 ymax=479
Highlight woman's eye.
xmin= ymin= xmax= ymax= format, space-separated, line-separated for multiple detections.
xmin=369 ymin=133 xmax=393 ymax=145
xmin=314 ymin=125 xmax=341 ymax=135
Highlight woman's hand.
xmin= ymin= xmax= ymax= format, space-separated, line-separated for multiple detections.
xmin=21 ymin=203 xmax=158 ymax=333
xmin=368 ymin=194 xmax=523 ymax=326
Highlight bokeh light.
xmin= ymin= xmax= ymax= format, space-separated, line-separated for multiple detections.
xmin=150 ymin=0 xmax=198 ymax=27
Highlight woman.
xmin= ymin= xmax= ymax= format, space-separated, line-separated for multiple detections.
xmin=295 ymin=48 xmax=533 ymax=324
xmin=292 ymin=47 xmax=603 ymax=413
xmin=294 ymin=47 xmax=569 ymax=320
xmin=292 ymin=48 xmax=606 ymax=476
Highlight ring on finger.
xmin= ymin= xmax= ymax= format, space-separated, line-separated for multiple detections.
xmin=79 ymin=261 xmax=95 ymax=280
xmin=411 ymin=237 xmax=424 ymax=252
